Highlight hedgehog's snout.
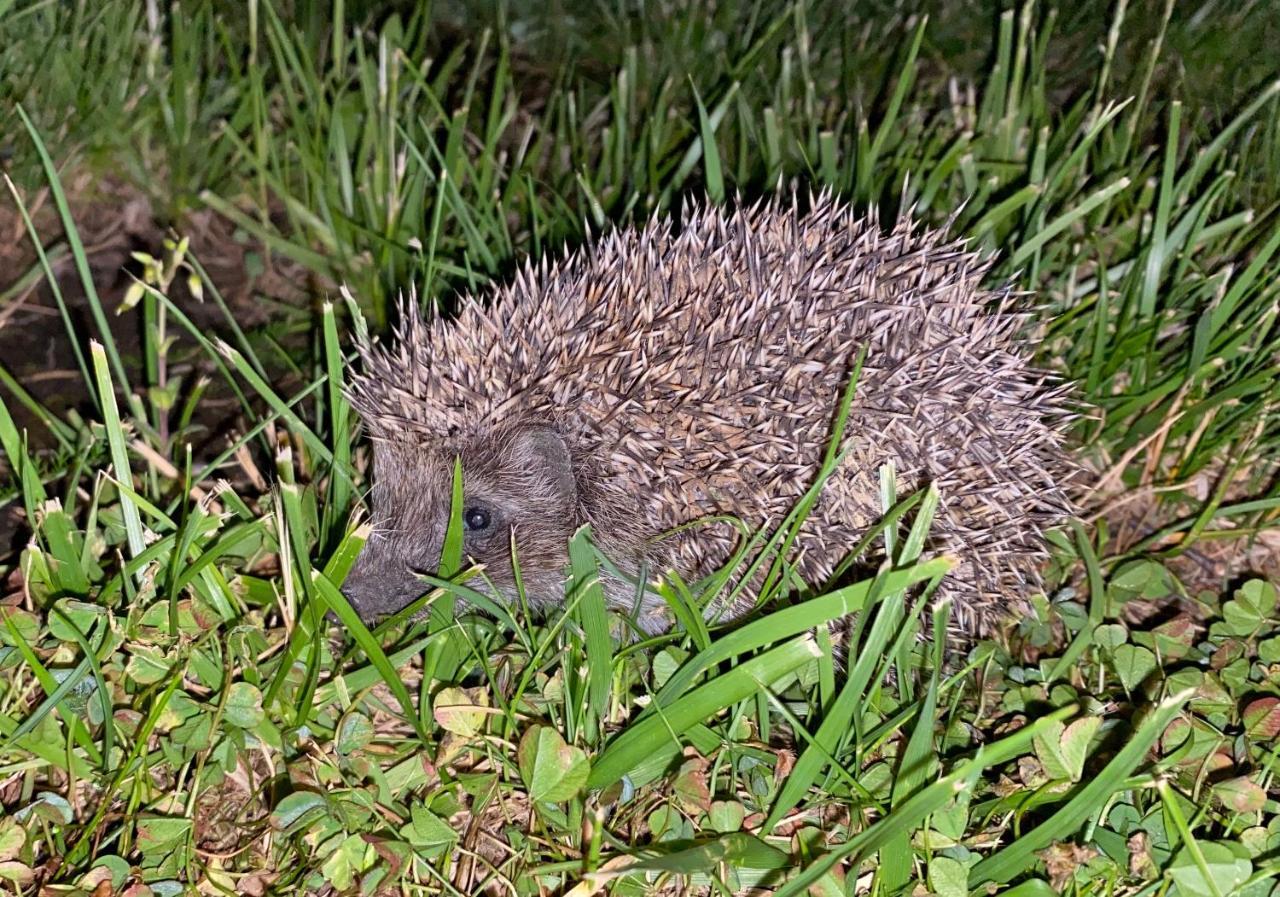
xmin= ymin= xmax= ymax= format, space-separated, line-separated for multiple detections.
xmin=340 ymin=543 xmax=429 ymax=624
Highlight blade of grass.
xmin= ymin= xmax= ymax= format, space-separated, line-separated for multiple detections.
xmin=692 ymin=82 xmax=725 ymax=204
xmin=17 ymin=106 xmax=132 ymax=405
xmin=880 ymin=581 xmax=949 ymax=891
xmin=309 ymin=567 xmax=425 ymax=738
xmin=1010 ymin=176 xmax=1132 ymax=268
xmin=1045 ymin=520 xmax=1104 ymax=683
xmin=91 ymin=342 xmax=146 ymax=572
xmin=655 ymin=557 xmax=951 ymax=709
xmin=320 ymin=301 xmax=353 ymax=548
xmin=568 ymin=525 xmax=613 ymax=743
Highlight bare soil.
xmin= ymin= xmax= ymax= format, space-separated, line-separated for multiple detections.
xmin=0 ymin=173 xmax=311 ymax=555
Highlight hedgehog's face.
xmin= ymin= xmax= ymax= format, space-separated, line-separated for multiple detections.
xmin=341 ymin=424 xmax=581 ymax=623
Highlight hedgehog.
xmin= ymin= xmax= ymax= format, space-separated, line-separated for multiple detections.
xmin=341 ymin=193 xmax=1078 ymax=640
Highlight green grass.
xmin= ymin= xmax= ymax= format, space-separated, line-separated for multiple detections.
xmin=1 ymin=0 xmax=1280 ymax=894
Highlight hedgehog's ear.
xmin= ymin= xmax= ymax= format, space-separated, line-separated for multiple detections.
xmin=510 ymin=426 xmax=576 ymax=506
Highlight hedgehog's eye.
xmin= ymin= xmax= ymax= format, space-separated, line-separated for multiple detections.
xmin=463 ymin=506 xmax=492 ymax=532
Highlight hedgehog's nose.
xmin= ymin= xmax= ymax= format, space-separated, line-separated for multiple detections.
xmin=337 ymin=571 xmax=376 ymax=623
xmin=337 ymin=562 xmax=426 ymax=626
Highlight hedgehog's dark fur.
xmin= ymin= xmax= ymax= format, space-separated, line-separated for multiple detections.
xmin=343 ymin=193 xmax=1079 ymax=638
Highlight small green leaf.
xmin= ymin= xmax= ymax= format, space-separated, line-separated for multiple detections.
xmin=928 ymin=856 xmax=968 ymax=897
xmin=1239 ymin=579 xmax=1277 ymax=616
xmin=1032 ymin=721 xmax=1067 ymax=778
xmin=125 ymin=644 xmax=175 ymax=686
xmin=0 ymin=609 xmax=39 ymax=646
xmin=648 ymin=805 xmax=686 ymax=841
xmin=1222 ymin=580 xmax=1276 ymax=636
xmin=1168 ymin=841 xmax=1251 ymax=897
xmin=653 ymin=649 xmax=683 ymax=688
xmin=1240 ymin=828 xmax=1271 ymax=858
xmin=1243 ymin=697 xmax=1280 ymax=740
xmin=270 ymin=792 xmax=329 ymax=836
xmin=135 ymin=816 xmax=192 ymax=853
xmin=0 ymin=862 xmax=33 ymax=886
xmin=433 ymin=686 xmax=488 ymax=737
xmin=1093 ymin=623 xmax=1128 ymax=651
xmin=1141 ymin=616 xmax=1198 ymax=661
xmin=15 ymin=792 xmax=73 ymax=825
xmin=1108 ymin=803 xmax=1141 ymax=836
xmin=223 ymin=682 xmax=265 ymax=729
xmin=1107 ymin=560 xmax=1170 ymax=606
xmin=1111 ymin=644 xmax=1157 ymax=692
xmin=320 ymin=833 xmax=373 ymax=891
xmin=47 ymin=599 xmax=105 ymax=643
xmin=1058 ymin=717 xmax=1101 ymax=781
xmin=171 ymin=714 xmax=212 ymax=753
xmin=335 ymin=712 xmax=374 ymax=756
xmin=932 ymin=793 xmax=972 ymax=841
xmin=1212 ymin=776 xmax=1266 ymax=814
xmin=1258 ymin=637 xmax=1280 ymax=664
xmin=0 ymin=819 xmax=25 ymax=862
xmin=74 ymin=856 xmax=127 ymax=891
xmin=708 ymin=800 xmax=745 ymax=833
xmin=1036 ymin=716 xmax=1101 ymax=782
xmin=401 ymin=804 xmax=458 ymax=858
xmin=518 ymin=726 xmax=590 ymax=804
